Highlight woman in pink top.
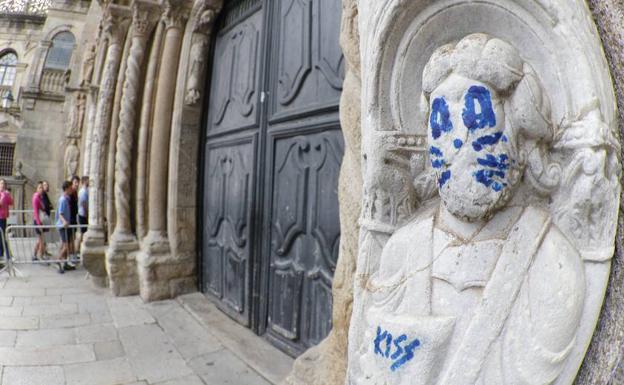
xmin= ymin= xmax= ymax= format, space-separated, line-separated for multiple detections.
xmin=32 ymin=182 xmax=45 ymax=260
xmin=0 ymin=179 xmax=13 ymax=259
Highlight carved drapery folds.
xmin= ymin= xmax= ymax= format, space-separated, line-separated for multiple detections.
xmin=111 ymin=0 xmax=159 ymax=242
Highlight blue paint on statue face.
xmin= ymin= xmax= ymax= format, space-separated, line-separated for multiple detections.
xmin=428 ymin=80 xmax=511 ymax=193
xmin=462 ymin=85 xmax=496 ymax=131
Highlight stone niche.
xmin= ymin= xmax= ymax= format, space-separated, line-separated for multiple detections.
xmin=347 ymin=1 xmax=620 ymax=385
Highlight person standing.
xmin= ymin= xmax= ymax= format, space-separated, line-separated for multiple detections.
xmin=0 ymin=179 xmax=13 ymax=261
xmin=40 ymin=180 xmax=53 ymax=256
xmin=68 ymin=176 xmax=80 ymax=263
xmin=77 ymin=176 xmax=89 ymax=247
xmin=55 ymin=181 xmax=75 ymax=274
xmin=32 ymin=182 xmax=45 ymax=260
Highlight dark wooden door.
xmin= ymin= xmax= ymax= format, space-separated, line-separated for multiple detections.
xmin=201 ymin=0 xmax=344 ymax=356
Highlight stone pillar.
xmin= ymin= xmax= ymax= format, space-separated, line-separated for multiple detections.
xmin=138 ymin=0 xmax=189 ymax=301
xmin=105 ymin=25 xmax=134 ymax=239
xmin=106 ymin=0 xmax=160 ymax=296
xmin=81 ymin=4 xmax=131 ymax=288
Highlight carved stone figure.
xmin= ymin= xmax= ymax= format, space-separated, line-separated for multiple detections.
xmin=350 ymin=33 xmax=618 ymax=385
xmin=64 ymin=139 xmax=80 ymax=179
xmin=67 ymin=92 xmax=86 ymax=138
xmin=80 ymin=43 xmax=96 ymax=87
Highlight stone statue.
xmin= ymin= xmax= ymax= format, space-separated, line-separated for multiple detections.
xmin=64 ymin=139 xmax=80 ymax=179
xmin=67 ymin=92 xmax=87 ymax=138
xmin=80 ymin=43 xmax=96 ymax=87
xmin=355 ymin=34 xmax=587 ymax=385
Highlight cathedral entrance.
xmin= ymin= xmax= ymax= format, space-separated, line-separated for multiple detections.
xmin=200 ymin=0 xmax=344 ymax=356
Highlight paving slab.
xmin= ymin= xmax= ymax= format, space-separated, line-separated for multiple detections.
xmin=0 ymin=297 xmax=12 ymax=306
xmin=76 ymin=323 xmax=117 ymax=343
xmin=189 ymin=349 xmax=272 ymax=385
xmin=119 ymin=323 xmax=193 ymax=383
xmin=1 ymin=365 xmax=65 ymax=385
xmin=22 ymin=303 xmax=78 ymax=317
xmin=0 ymin=315 xmax=38 ymax=330
xmin=64 ymin=357 xmax=136 ymax=385
xmin=109 ymin=297 xmax=155 ymax=328
xmin=0 ymin=330 xmax=15 ymax=346
xmin=153 ymin=374 xmax=207 ymax=385
xmin=0 ymin=344 xmax=95 ymax=365
xmin=40 ymin=313 xmax=91 ymax=329
xmin=16 ymin=328 xmax=76 ymax=347
xmin=146 ymin=300 xmax=223 ymax=359
xmin=94 ymin=340 xmax=125 ymax=360
xmin=0 ymin=306 xmax=22 ymax=316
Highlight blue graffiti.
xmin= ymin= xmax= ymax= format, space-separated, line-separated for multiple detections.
xmin=438 ymin=170 xmax=451 ymax=187
xmin=462 ymin=86 xmax=496 ymax=131
xmin=429 ymin=146 xmax=443 ymax=157
xmin=374 ymin=326 xmax=421 ymax=372
xmin=474 ymin=154 xmax=509 ymax=192
xmin=453 ymin=138 xmax=463 ymax=149
xmin=472 ymin=132 xmax=503 ymax=152
xmin=430 ymin=97 xmax=453 ymax=139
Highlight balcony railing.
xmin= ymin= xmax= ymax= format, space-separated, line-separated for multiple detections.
xmin=40 ymin=68 xmax=66 ymax=94
xmin=0 ymin=0 xmax=50 ymax=15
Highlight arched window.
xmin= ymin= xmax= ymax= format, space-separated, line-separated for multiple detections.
xmin=0 ymin=52 xmax=17 ymax=87
xmin=44 ymin=32 xmax=75 ymax=70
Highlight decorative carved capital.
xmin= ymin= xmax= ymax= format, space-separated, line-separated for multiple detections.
xmin=102 ymin=4 xmax=131 ymax=45
xmin=189 ymin=0 xmax=222 ymax=34
xmin=160 ymin=0 xmax=191 ymax=31
xmin=131 ymin=0 xmax=160 ymax=37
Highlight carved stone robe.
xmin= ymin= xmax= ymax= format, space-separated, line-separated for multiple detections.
xmin=357 ymin=202 xmax=585 ymax=385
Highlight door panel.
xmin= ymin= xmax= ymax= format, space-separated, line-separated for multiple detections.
xmin=269 ymin=0 xmax=344 ymax=121
xmin=266 ymin=129 xmax=344 ymax=355
xmin=202 ymin=137 xmax=255 ymax=325
xmin=201 ymin=0 xmax=343 ymax=356
xmin=207 ymin=9 xmax=262 ymax=136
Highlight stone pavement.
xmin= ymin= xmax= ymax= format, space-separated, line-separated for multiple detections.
xmin=0 ymin=264 xmax=293 ymax=385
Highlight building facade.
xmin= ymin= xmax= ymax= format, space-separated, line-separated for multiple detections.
xmin=0 ymin=0 xmax=93 ymax=198
xmin=74 ymin=0 xmax=624 ymax=384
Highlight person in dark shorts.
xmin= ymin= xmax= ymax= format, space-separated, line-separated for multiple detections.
xmin=0 ymin=179 xmax=13 ymax=261
xmin=68 ymin=176 xmax=80 ymax=262
xmin=55 ymin=181 xmax=74 ymax=274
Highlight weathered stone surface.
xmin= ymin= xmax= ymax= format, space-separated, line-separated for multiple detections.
xmin=347 ymin=1 xmax=619 ymax=384
xmin=1 ymin=366 xmax=64 ymax=385
xmin=575 ymin=2 xmax=624 ymax=384
xmin=64 ymin=357 xmax=136 ymax=385
xmin=93 ymin=340 xmax=125 ymax=360
xmin=75 ymin=323 xmax=117 ymax=343
xmin=15 ymin=328 xmax=76 ymax=347
xmin=118 ymin=323 xmax=193 ymax=383
xmin=0 ymin=344 xmax=95 ymax=365
xmin=108 ymin=296 xmax=155 ymax=328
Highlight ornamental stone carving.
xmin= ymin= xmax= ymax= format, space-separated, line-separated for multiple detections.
xmin=184 ymin=0 xmax=221 ymax=105
xmin=347 ymin=1 xmax=620 ymax=385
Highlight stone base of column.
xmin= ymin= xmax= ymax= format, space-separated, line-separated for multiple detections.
xmin=81 ymin=226 xmax=108 ymax=288
xmin=137 ymin=230 xmax=197 ymax=302
xmin=106 ymin=231 xmax=140 ymax=296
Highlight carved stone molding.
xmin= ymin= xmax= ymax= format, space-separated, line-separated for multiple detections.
xmin=189 ymin=0 xmax=221 ymax=34
xmin=160 ymin=0 xmax=191 ymax=31
xmin=102 ymin=4 xmax=131 ymax=45
xmin=131 ymin=0 xmax=160 ymax=38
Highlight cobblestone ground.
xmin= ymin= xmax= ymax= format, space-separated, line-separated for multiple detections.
xmin=0 ymin=264 xmax=277 ymax=385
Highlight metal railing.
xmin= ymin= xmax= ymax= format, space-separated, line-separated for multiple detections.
xmin=0 ymin=223 xmax=86 ymax=276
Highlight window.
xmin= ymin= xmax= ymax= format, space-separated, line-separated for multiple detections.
xmin=0 ymin=143 xmax=15 ymax=176
xmin=44 ymin=32 xmax=75 ymax=70
xmin=0 ymin=52 xmax=17 ymax=87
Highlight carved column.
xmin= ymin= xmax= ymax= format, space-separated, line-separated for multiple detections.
xmin=81 ymin=4 xmax=131 ymax=287
xmin=166 ymin=0 xmax=223 ymax=297
xmin=138 ymin=0 xmax=189 ymax=301
xmin=106 ymin=0 xmax=160 ymax=296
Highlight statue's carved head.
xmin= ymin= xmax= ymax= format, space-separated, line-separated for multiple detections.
xmin=422 ymin=33 xmax=553 ymax=221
